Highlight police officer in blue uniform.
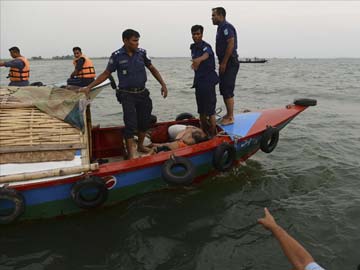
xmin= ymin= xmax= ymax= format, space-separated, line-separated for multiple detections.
xmin=190 ymin=25 xmax=219 ymax=136
xmin=212 ymin=7 xmax=240 ymax=125
xmin=81 ymin=29 xmax=168 ymax=159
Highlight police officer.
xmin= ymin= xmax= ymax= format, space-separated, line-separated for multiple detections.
xmin=190 ymin=25 xmax=219 ymax=136
xmin=212 ymin=7 xmax=240 ymax=125
xmin=67 ymin=47 xmax=96 ymax=87
xmin=80 ymin=29 xmax=168 ymax=159
xmin=0 ymin=46 xmax=30 ymax=86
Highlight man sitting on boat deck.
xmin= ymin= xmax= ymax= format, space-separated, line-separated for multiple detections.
xmin=67 ymin=47 xmax=96 ymax=87
xmin=152 ymin=124 xmax=208 ymax=152
xmin=0 ymin=46 xmax=30 ymax=86
xmin=80 ymin=29 xmax=168 ymax=159
xmin=190 ymin=25 xmax=219 ymax=137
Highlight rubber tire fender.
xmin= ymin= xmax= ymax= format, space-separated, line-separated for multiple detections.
xmin=162 ymin=156 xmax=196 ymax=186
xmin=175 ymin=112 xmax=195 ymax=121
xmin=0 ymin=187 xmax=25 ymax=224
xmin=260 ymin=126 xmax=280 ymax=154
xmin=71 ymin=176 xmax=108 ymax=209
xmin=213 ymin=143 xmax=236 ymax=171
xmin=294 ymin=98 xmax=317 ymax=107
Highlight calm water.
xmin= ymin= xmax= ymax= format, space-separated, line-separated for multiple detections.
xmin=1 ymin=58 xmax=360 ymax=269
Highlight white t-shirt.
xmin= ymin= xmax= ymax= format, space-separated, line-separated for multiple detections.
xmin=305 ymin=262 xmax=325 ymax=270
xmin=168 ymin=124 xmax=187 ymax=140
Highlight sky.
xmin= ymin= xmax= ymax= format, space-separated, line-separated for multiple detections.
xmin=1 ymin=1 xmax=360 ymax=58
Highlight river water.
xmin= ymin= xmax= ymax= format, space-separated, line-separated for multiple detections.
xmin=1 ymin=58 xmax=359 ymax=269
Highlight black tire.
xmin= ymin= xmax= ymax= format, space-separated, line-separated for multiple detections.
xmin=175 ymin=112 xmax=195 ymax=121
xmin=294 ymin=98 xmax=317 ymax=107
xmin=71 ymin=176 xmax=108 ymax=209
xmin=0 ymin=188 xmax=25 ymax=224
xmin=213 ymin=143 xmax=236 ymax=171
xmin=162 ymin=156 xmax=195 ymax=186
xmin=260 ymin=127 xmax=280 ymax=154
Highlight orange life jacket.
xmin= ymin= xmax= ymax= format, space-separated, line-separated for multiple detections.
xmin=8 ymin=56 xmax=30 ymax=82
xmin=73 ymin=55 xmax=96 ymax=79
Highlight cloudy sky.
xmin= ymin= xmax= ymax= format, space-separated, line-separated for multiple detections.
xmin=1 ymin=1 xmax=359 ymax=58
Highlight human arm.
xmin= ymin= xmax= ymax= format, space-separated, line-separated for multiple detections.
xmin=0 ymin=59 xmax=25 ymax=69
xmin=79 ymin=69 xmax=111 ymax=96
xmin=219 ymin=37 xmax=235 ymax=74
xmin=71 ymin=58 xmax=85 ymax=77
xmin=147 ymin=64 xmax=168 ymax=98
xmin=152 ymin=141 xmax=179 ymax=151
xmin=258 ymin=208 xmax=315 ymax=270
xmin=0 ymin=61 xmax=5 ymax=67
xmin=191 ymin=52 xmax=209 ymax=71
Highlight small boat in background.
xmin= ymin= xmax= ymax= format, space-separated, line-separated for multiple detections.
xmin=239 ymin=57 xmax=268 ymax=63
xmin=0 ymin=84 xmax=316 ymax=224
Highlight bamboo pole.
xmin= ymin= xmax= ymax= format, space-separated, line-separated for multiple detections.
xmin=0 ymin=163 xmax=99 ymax=183
xmin=0 ymin=144 xmax=86 ymax=153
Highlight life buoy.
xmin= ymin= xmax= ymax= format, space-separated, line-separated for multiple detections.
xmin=213 ymin=143 xmax=236 ymax=171
xmin=294 ymin=98 xmax=317 ymax=107
xmin=71 ymin=176 xmax=108 ymax=209
xmin=260 ymin=126 xmax=280 ymax=153
xmin=161 ymin=156 xmax=195 ymax=185
xmin=0 ymin=187 xmax=25 ymax=224
xmin=175 ymin=112 xmax=195 ymax=121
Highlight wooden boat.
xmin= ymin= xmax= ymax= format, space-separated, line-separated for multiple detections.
xmin=0 ymin=93 xmax=316 ymax=224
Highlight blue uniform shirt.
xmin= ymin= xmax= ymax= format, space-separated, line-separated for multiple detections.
xmin=4 ymin=59 xmax=25 ymax=69
xmin=106 ymin=46 xmax=152 ymax=89
xmin=216 ymin=20 xmax=238 ymax=62
xmin=190 ymin=40 xmax=219 ymax=86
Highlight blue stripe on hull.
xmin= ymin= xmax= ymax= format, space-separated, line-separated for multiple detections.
xmin=11 ymin=133 xmax=273 ymax=219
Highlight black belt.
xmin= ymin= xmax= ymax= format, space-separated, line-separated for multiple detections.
xmin=118 ymin=87 xmax=145 ymax=93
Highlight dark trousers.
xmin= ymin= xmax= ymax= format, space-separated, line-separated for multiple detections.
xmin=117 ymin=89 xmax=153 ymax=139
xmin=195 ymin=82 xmax=217 ymax=116
xmin=67 ymin=77 xmax=95 ymax=87
xmin=219 ymin=57 xmax=240 ymax=99
xmin=9 ymin=80 xmax=29 ymax=86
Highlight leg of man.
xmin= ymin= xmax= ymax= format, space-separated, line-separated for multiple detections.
xmin=120 ymin=92 xmax=138 ymax=159
xmin=219 ymin=57 xmax=239 ymax=125
xmin=196 ymin=82 xmax=217 ymax=135
xmin=136 ymin=89 xmax=153 ymax=153
xmin=223 ymin=96 xmax=234 ymax=123
xmin=199 ymin=114 xmax=209 ymax=133
xmin=208 ymin=114 xmax=217 ymax=137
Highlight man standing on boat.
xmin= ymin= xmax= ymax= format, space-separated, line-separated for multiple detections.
xmin=190 ymin=25 xmax=219 ymax=136
xmin=0 ymin=46 xmax=30 ymax=86
xmin=212 ymin=7 xmax=240 ymax=125
xmin=67 ymin=47 xmax=96 ymax=87
xmin=80 ymin=29 xmax=168 ymax=159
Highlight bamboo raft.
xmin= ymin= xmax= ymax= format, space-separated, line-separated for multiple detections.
xmin=0 ymin=87 xmax=89 ymax=167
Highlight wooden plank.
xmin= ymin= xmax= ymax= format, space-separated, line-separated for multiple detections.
xmin=0 ymin=103 xmax=34 ymax=109
xmin=0 ymin=163 xmax=99 ymax=183
xmin=0 ymin=143 xmax=86 ymax=153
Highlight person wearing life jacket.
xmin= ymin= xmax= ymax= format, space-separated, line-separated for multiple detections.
xmin=0 ymin=46 xmax=30 ymax=86
xmin=67 ymin=47 xmax=96 ymax=87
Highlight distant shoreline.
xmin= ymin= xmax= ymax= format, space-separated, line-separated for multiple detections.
xmin=1 ymin=57 xmax=359 ymax=61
